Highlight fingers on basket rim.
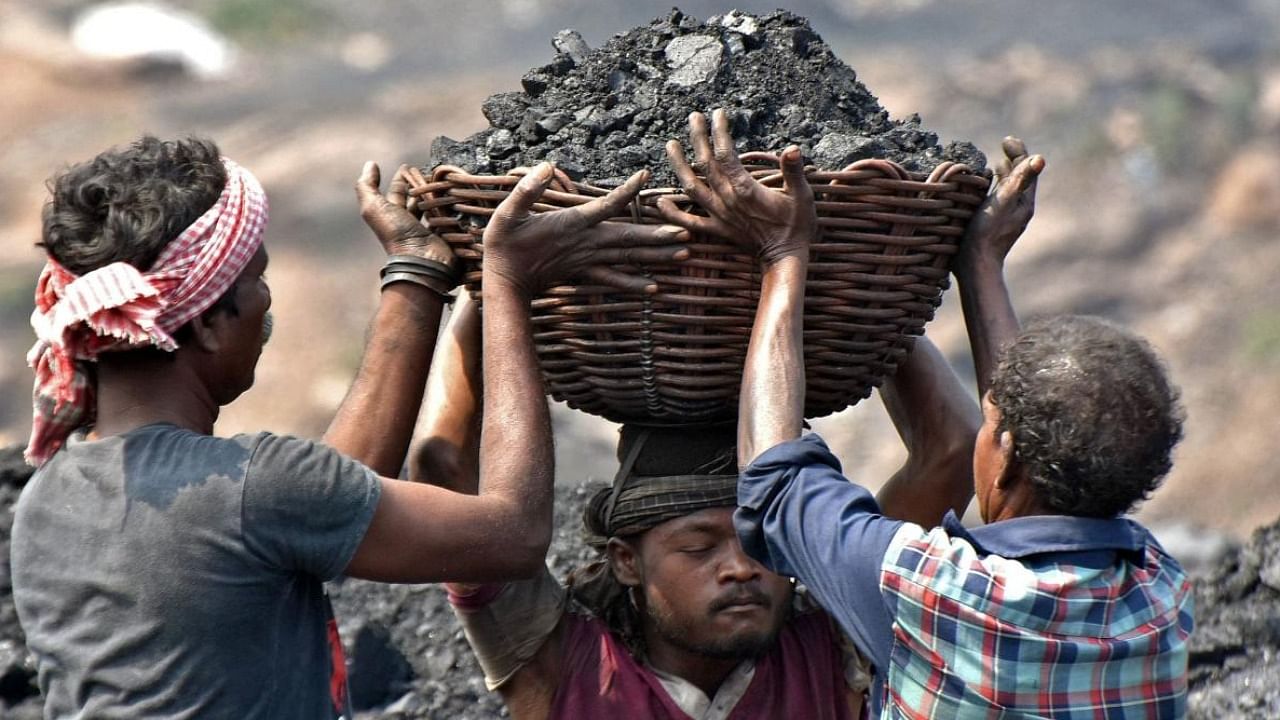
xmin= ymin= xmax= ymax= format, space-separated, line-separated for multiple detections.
xmin=779 ymin=146 xmax=812 ymax=195
xmin=582 ymin=265 xmax=659 ymax=294
xmin=666 ymin=140 xmax=726 ymax=214
xmin=503 ymin=162 xmax=555 ymax=213
xmin=387 ymin=164 xmax=411 ymax=206
xmin=654 ymin=198 xmax=733 ymax=237
xmin=571 ymin=170 xmax=650 ymax=228
xmin=591 ymin=219 xmax=689 ymax=246
xmin=591 ymin=244 xmax=690 ymax=264
xmin=357 ymin=160 xmax=381 ymax=193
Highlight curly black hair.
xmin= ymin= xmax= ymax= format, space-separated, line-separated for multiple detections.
xmin=39 ymin=136 xmax=239 ymax=338
xmin=989 ymin=315 xmax=1185 ymax=518
xmin=41 ymin=136 xmax=228 ymax=274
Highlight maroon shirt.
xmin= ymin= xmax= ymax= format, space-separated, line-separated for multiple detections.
xmin=549 ymin=610 xmax=858 ymax=719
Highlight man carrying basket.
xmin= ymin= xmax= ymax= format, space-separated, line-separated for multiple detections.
xmin=730 ymin=103 xmax=1194 ymax=717
xmin=430 ymin=110 xmax=1053 ymax=719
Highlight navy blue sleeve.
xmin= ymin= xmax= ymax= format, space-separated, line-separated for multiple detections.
xmin=734 ymin=433 xmax=902 ymax=672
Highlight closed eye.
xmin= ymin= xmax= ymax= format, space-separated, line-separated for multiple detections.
xmin=679 ymin=546 xmax=712 ymax=555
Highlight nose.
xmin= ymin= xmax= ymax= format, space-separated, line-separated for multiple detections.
xmin=717 ymin=537 xmax=763 ymax=584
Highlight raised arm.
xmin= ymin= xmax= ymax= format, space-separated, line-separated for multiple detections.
xmin=873 ymin=337 xmax=980 ymax=526
xmin=656 ymin=109 xmax=816 ymax=466
xmin=344 ymin=164 xmax=689 ymax=583
xmin=410 ymin=290 xmax=482 ymax=493
xmin=953 ymin=138 xmax=1044 ymax=395
xmin=323 ymin=163 xmax=454 ymax=477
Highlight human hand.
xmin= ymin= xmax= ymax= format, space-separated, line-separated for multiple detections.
xmin=481 ymin=162 xmax=691 ymax=296
xmin=955 ymin=137 xmax=1044 ymax=274
xmin=657 ymin=109 xmax=816 ymax=266
xmin=356 ymin=162 xmax=456 ymax=266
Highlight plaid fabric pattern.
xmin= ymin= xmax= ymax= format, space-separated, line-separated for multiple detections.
xmin=877 ymin=525 xmax=1193 ymax=719
xmin=25 ymin=158 xmax=268 ymax=465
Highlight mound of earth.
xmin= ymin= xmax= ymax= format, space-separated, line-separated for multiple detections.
xmin=427 ymin=9 xmax=985 ymax=186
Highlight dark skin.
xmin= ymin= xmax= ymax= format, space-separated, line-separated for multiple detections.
xmin=656 ymin=110 xmax=813 ymax=466
xmin=736 ymin=130 xmax=1047 ymax=531
xmin=423 ymin=111 xmax=980 ymax=718
xmin=606 ymin=508 xmax=793 ymax=699
xmin=347 ymin=162 xmax=688 ymax=583
xmin=95 ymin=158 xmax=688 ymax=585
xmin=953 ymin=139 xmax=1051 ymax=523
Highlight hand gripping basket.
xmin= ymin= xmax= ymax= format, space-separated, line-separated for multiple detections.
xmin=417 ymin=153 xmax=990 ymax=424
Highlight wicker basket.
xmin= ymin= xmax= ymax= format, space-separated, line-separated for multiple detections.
xmin=418 ymin=153 xmax=990 ymax=424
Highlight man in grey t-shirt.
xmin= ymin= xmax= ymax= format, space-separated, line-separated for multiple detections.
xmin=14 ymin=428 xmax=379 ymax=717
xmin=13 ymin=137 xmax=688 ymax=717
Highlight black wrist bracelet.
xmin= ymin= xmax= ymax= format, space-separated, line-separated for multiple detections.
xmin=380 ymin=271 xmax=456 ymax=302
xmin=380 ymin=261 xmax=457 ymax=283
xmin=384 ymin=253 xmax=461 ymax=285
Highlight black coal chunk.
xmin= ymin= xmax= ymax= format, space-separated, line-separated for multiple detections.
xmin=427 ymin=9 xmax=985 ymax=186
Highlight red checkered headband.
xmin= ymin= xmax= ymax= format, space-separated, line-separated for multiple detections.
xmin=26 ymin=158 xmax=268 ymax=466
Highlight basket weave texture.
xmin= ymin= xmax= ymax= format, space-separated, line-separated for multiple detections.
xmin=419 ymin=153 xmax=990 ymax=424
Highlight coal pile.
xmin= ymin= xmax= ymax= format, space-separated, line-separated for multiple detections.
xmin=427 ymin=9 xmax=985 ymax=187
xmin=1186 ymin=520 xmax=1280 ymax=717
xmin=0 ymin=447 xmax=40 ymax=720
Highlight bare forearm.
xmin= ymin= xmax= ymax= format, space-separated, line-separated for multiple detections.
xmin=875 ymin=338 xmax=980 ymax=525
xmin=955 ymin=255 xmax=1020 ymax=397
xmin=479 ymin=279 xmax=553 ymax=553
xmin=325 ymin=284 xmax=445 ymax=477
xmin=739 ymin=253 xmax=808 ymax=468
xmin=412 ymin=294 xmax=483 ymax=492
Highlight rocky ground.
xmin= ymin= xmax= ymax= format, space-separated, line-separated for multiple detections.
xmin=0 ymin=449 xmax=1276 ymax=718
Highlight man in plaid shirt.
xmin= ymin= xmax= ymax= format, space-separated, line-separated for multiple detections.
xmin=721 ymin=133 xmax=1194 ymax=717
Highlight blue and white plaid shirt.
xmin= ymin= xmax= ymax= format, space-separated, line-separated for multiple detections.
xmin=735 ymin=434 xmax=1193 ymax=719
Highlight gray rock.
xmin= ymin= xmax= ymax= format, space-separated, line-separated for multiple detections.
xmin=485 ymin=129 xmax=517 ymax=159
xmin=427 ymin=136 xmax=478 ymax=172
xmin=715 ymin=10 xmax=761 ymax=37
xmin=813 ymin=133 xmax=889 ymax=168
xmin=552 ymin=29 xmax=591 ymax=65
xmin=480 ymin=92 xmax=529 ymax=130
xmin=664 ymin=34 xmax=724 ymax=87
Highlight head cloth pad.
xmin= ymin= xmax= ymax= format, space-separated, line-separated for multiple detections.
xmin=25 ymin=157 xmax=267 ymax=465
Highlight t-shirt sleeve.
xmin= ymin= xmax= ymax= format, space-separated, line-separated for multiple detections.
xmin=240 ymin=433 xmax=382 ymax=581
xmin=734 ymin=433 xmax=905 ymax=672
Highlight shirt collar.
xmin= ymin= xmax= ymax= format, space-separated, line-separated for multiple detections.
xmin=940 ymin=510 xmax=1148 ymax=559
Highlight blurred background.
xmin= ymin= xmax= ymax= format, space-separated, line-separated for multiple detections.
xmin=1 ymin=0 xmax=1276 ymax=546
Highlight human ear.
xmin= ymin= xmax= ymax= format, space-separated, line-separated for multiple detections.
xmin=993 ymin=430 xmax=1018 ymax=490
xmin=606 ymin=537 xmax=642 ymax=587
xmin=187 ymin=312 xmax=224 ymax=353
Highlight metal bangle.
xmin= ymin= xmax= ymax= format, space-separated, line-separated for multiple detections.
xmin=380 ymin=271 xmax=456 ymax=303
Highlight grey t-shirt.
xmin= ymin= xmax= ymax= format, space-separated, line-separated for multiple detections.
xmin=10 ymin=423 xmax=382 ymax=719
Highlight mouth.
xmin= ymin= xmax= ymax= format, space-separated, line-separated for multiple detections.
xmin=710 ymin=592 xmax=770 ymax=614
